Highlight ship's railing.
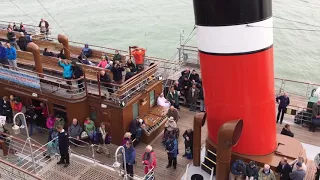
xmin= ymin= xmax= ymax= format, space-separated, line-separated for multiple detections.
xmin=0 ymin=131 xmax=54 ymax=176
xmin=0 ymin=65 xmax=86 ymax=100
xmin=0 ymin=158 xmax=42 ymax=180
xmin=0 ymin=20 xmax=40 ymax=35
xmin=89 ymin=63 xmax=162 ymax=107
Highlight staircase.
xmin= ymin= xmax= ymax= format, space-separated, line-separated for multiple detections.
xmin=201 ymin=149 xmax=216 ymax=175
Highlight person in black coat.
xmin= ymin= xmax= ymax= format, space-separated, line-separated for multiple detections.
xmin=0 ymin=96 xmax=12 ymax=124
xmin=182 ymin=129 xmax=193 ymax=159
xmin=72 ymin=61 xmax=84 ymax=92
xmin=43 ymin=48 xmax=55 ymax=57
xmin=181 ymin=76 xmax=191 ymax=105
xmin=100 ymin=70 xmax=114 ymax=94
xmin=276 ymin=157 xmax=292 ymax=180
xmin=111 ymin=61 xmax=125 ymax=83
xmin=17 ymin=32 xmax=28 ymax=51
xmin=280 ymin=124 xmax=294 ymax=137
xmin=246 ymin=161 xmax=259 ymax=180
xmin=189 ymin=70 xmax=200 ymax=83
xmin=125 ymin=68 xmax=134 ymax=81
xmin=56 ymin=125 xmax=70 ymax=167
xmin=276 ymin=93 xmax=290 ymax=124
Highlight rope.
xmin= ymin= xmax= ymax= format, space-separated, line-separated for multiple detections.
xmin=273 ymin=16 xmax=320 ymax=28
xmin=246 ymin=24 xmax=320 ymax=32
xmin=7 ymin=0 xmax=38 ymax=24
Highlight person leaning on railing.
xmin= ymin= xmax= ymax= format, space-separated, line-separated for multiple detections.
xmin=71 ymin=61 xmax=84 ymax=93
xmin=131 ymin=47 xmax=146 ymax=73
xmin=111 ymin=60 xmax=125 ymax=83
xmin=58 ymin=58 xmax=73 ymax=92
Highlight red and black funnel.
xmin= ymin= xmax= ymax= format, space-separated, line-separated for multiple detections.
xmin=193 ymin=0 xmax=276 ymax=155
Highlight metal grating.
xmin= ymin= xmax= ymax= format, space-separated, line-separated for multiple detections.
xmin=52 ymin=161 xmax=86 ymax=178
xmin=79 ymin=168 xmax=116 ymax=180
xmin=40 ymin=171 xmax=70 ymax=180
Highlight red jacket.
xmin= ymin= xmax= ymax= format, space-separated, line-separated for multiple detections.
xmin=34 ymin=106 xmax=48 ymax=118
xmin=14 ymin=102 xmax=23 ymax=112
xmin=132 ymin=49 xmax=146 ymax=65
xmin=142 ymin=151 xmax=156 ymax=174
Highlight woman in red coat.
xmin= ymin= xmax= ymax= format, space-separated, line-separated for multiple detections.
xmin=142 ymin=145 xmax=156 ymax=175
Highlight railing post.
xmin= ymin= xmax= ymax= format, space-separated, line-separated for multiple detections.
xmin=97 ymin=72 xmax=101 ymax=97
xmin=91 ymin=144 xmax=96 ymax=166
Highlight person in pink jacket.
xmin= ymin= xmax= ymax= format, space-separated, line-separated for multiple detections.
xmin=46 ymin=114 xmax=56 ymax=142
xmin=142 ymin=145 xmax=156 ymax=176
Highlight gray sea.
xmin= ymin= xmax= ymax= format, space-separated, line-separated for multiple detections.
xmin=1 ymin=0 xmax=320 ymax=83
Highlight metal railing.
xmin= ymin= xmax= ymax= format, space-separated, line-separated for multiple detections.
xmin=0 ymin=158 xmax=42 ymax=180
xmin=0 ymin=65 xmax=86 ymax=100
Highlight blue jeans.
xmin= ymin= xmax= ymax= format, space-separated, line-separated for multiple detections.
xmin=200 ymin=100 xmax=205 ymax=112
xmin=29 ymin=121 xmax=42 ymax=136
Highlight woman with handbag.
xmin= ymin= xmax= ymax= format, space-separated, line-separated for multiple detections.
xmin=96 ymin=122 xmax=111 ymax=157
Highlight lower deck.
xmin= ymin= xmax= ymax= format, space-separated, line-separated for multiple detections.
xmin=2 ymin=102 xmax=319 ymax=180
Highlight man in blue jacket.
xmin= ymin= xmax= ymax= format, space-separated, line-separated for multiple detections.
xmin=165 ymin=134 xmax=178 ymax=169
xmin=276 ymin=93 xmax=290 ymax=124
xmin=6 ymin=43 xmax=18 ymax=70
xmin=230 ymin=159 xmax=246 ymax=180
xmin=123 ymin=140 xmax=136 ymax=180
xmin=0 ymin=43 xmax=9 ymax=68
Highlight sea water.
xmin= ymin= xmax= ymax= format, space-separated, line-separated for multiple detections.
xmin=1 ymin=0 xmax=320 ymax=83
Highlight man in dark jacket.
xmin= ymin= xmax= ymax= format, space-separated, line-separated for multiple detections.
xmin=72 ymin=61 xmax=84 ymax=92
xmin=188 ymin=84 xmax=200 ymax=111
xmin=100 ymin=70 xmax=114 ymax=94
xmin=230 ymin=160 xmax=246 ymax=180
xmin=189 ymin=70 xmax=200 ymax=83
xmin=276 ymin=93 xmax=290 ymax=124
xmin=166 ymin=106 xmax=179 ymax=122
xmin=181 ymin=76 xmax=191 ymax=105
xmin=38 ymin=18 xmax=49 ymax=34
xmin=6 ymin=28 xmax=19 ymax=50
xmin=0 ymin=43 xmax=9 ymax=68
xmin=17 ymin=32 xmax=28 ymax=51
xmin=165 ymin=135 xmax=178 ymax=169
xmin=280 ymin=124 xmax=294 ymax=137
xmin=246 ymin=161 xmax=259 ymax=180
xmin=56 ymin=125 xmax=70 ymax=167
xmin=113 ymin=50 xmax=122 ymax=61
xmin=129 ymin=117 xmax=145 ymax=146
xmin=276 ymin=157 xmax=292 ymax=180
xmin=111 ymin=61 xmax=125 ymax=83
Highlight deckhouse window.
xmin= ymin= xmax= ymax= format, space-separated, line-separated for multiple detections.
xmin=132 ymin=102 xmax=139 ymax=120
xmin=149 ymin=90 xmax=155 ymax=107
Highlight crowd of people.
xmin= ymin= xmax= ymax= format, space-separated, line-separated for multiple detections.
xmin=229 ymin=157 xmax=308 ymax=180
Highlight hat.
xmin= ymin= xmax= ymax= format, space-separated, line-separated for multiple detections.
xmin=169 ymin=116 xmax=174 ymax=121
xmin=296 ymin=162 xmax=302 ymax=167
